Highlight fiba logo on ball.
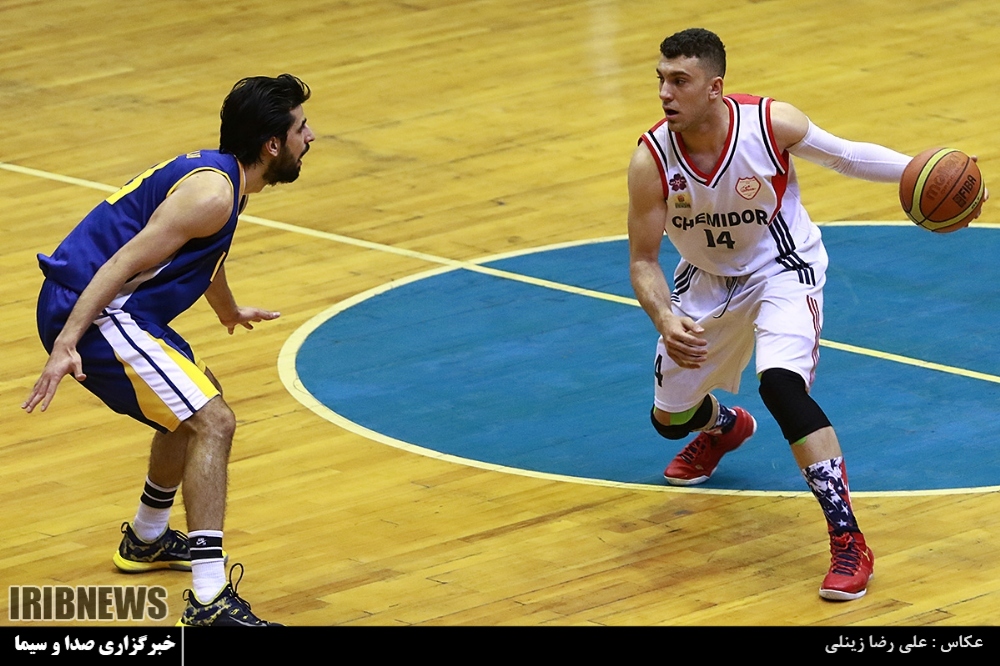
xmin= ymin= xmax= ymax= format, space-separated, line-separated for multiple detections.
xmin=952 ymin=175 xmax=980 ymax=208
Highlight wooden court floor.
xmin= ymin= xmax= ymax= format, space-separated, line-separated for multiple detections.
xmin=2 ymin=0 xmax=999 ymax=626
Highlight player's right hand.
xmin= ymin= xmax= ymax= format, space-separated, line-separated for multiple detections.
xmin=22 ymin=346 xmax=86 ymax=413
xmin=661 ymin=315 xmax=708 ymax=369
xmin=971 ymin=155 xmax=989 ymax=220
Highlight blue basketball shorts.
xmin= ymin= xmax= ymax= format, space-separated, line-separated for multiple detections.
xmin=37 ymin=280 xmax=220 ymax=433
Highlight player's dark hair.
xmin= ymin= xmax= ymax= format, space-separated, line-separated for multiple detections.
xmin=219 ymin=74 xmax=311 ymax=165
xmin=659 ymin=28 xmax=726 ymax=78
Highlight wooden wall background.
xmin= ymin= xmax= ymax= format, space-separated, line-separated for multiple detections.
xmin=1 ymin=0 xmax=998 ymax=625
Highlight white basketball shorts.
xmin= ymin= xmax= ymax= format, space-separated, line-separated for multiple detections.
xmin=653 ymin=253 xmax=827 ymax=414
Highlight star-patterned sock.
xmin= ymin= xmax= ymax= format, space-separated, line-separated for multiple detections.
xmin=707 ymin=403 xmax=737 ymax=434
xmin=801 ymin=457 xmax=860 ymax=535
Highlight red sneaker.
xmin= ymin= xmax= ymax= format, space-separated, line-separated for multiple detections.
xmin=663 ymin=407 xmax=756 ymax=486
xmin=819 ymin=532 xmax=874 ymax=601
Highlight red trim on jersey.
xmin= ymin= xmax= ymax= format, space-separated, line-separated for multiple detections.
xmin=762 ymin=98 xmax=789 ymax=172
xmin=753 ymin=97 xmax=790 ymax=222
xmin=674 ymin=97 xmax=736 ymax=182
xmin=807 ymin=296 xmax=821 ymax=388
xmin=639 ymin=134 xmax=670 ymax=198
xmin=771 ymin=169 xmax=789 ymax=223
xmin=727 ymin=93 xmax=762 ymax=105
xmin=648 ymin=117 xmax=669 ymax=133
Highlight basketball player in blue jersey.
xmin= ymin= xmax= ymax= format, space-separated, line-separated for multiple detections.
xmin=23 ymin=74 xmax=314 ymax=626
xmin=628 ymin=29 xmax=985 ymax=601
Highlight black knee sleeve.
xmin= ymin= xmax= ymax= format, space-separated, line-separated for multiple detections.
xmin=758 ymin=368 xmax=831 ymax=443
xmin=650 ymin=408 xmax=690 ymax=439
xmin=649 ymin=397 xmax=713 ymax=440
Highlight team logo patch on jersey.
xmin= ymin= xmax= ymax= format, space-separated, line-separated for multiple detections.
xmin=735 ymin=176 xmax=761 ymax=200
xmin=669 ymin=173 xmax=688 ymax=191
xmin=672 ymin=192 xmax=691 ymax=209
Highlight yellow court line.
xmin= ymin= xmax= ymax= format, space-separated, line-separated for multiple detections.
xmin=247 ymin=214 xmax=1000 ymax=385
xmin=0 ymin=159 xmax=633 ymax=307
xmin=8 ymin=159 xmax=1000 ymax=497
xmin=820 ymin=340 xmax=1000 ymax=384
xmin=4 ymin=160 xmax=997 ymax=382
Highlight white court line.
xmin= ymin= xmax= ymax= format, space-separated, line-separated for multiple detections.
xmin=6 ymin=160 xmax=1000 ymax=495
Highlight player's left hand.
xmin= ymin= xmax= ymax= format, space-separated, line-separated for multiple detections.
xmin=220 ymin=307 xmax=280 ymax=334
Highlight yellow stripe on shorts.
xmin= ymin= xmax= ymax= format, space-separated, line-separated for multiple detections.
xmin=114 ymin=349 xmax=183 ymax=432
xmin=113 ymin=338 xmax=220 ymax=432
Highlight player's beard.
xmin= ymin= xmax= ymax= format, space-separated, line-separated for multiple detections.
xmin=263 ymin=143 xmax=306 ymax=185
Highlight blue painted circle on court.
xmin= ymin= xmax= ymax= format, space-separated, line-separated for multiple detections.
xmin=295 ymin=226 xmax=1000 ymax=492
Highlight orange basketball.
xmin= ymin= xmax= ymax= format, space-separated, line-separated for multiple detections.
xmin=899 ymin=148 xmax=984 ymax=233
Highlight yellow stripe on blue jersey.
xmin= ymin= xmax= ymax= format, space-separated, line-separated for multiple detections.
xmin=164 ymin=166 xmax=233 ymax=199
xmin=105 ymin=158 xmax=174 ymax=205
xmin=38 ymin=150 xmax=244 ymax=327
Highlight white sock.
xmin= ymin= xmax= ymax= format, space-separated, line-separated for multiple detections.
xmin=132 ymin=477 xmax=178 ymax=543
xmin=189 ymin=530 xmax=226 ymax=603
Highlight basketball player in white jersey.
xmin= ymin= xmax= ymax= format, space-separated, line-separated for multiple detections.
xmin=629 ymin=28 xmax=984 ymax=600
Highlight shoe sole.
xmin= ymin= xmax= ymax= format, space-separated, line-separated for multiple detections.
xmin=663 ymin=473 xmax=711 ymax=486
xmin=819 ymin=572 xmax=874 ymax=601
xmin=113 ymin=551 xmax=191 ymax=572
xmin=819 ymin=587 xmax=867 ymax=601
xmin=175 ymin=617 xmax=282 ymax=627
xmin=113 ymin=550 xmax=228 ymax=573
xmin=663 ymin=414 xmax=758 ymax=486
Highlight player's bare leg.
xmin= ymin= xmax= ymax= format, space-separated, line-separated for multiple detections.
xmin=149 ymin=365 xmax=222 ymax=492
xmin=113 ymin=420 xmax=193 ymax=573
xmin=180 ymin=396 xmax=234 ymax=533
xmin=790 ymin=426 xmax=841 ymax=468
xmin=173 ymin=396 xmax=277 ymax=625
xmin=119 ymin=395 xmax=235 ymax=588
xmin=181 ymin=396 xmax=235 ymax=602
xmin=148 ymin=428 xmax=188 ymax=489
xmin=116 ymin=369 xmax=222 ymax=574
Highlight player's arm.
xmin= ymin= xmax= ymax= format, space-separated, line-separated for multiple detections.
xmin=23 ymin=172 xmax=234 ymax=413
xmin=773 ymin=101 xmax=988 ymax=215
xmin=771 ymin=101 xmax=911 ymax=182
xmin=203 ymin=263 xmax=279 ymax=335
xmin=627 ymin=145 xmax=707 ymax=369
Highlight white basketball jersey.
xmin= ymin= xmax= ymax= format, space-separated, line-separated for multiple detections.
xmin=640 ymin=94 xmax=823 ymax=285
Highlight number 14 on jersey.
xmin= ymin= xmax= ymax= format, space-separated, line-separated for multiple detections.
xmin=705 ymin=229 xmax=736 ymax=249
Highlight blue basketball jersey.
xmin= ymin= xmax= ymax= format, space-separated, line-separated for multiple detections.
xmin=38 ymin=150 xmax=246 ymax=326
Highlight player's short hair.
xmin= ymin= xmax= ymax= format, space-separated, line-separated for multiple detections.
xmin=219 ymin=74 xmax=311 ymax=165
xmin=659 ymin=28 xmax=726 ymax=79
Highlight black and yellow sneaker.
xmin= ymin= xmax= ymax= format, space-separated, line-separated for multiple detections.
xmin=113 ymin=522 xmax=191 ymax=572
xmin=176 ymin=564 xmax=281 ymax=626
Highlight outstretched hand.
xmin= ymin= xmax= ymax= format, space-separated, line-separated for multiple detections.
xmin=23 ymin=346 xmax=86 ymax=413
xmin=219 ymin=307 xmax=280 ymax=334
